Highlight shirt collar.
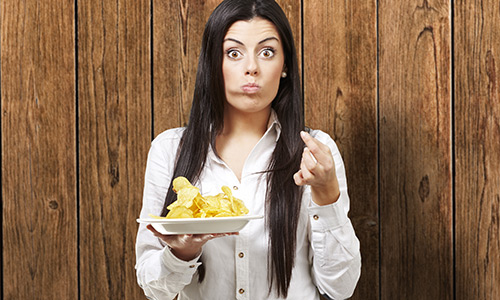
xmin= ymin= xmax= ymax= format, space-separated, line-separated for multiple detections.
xmin=267 ymin=109 xmax=282 ymax=142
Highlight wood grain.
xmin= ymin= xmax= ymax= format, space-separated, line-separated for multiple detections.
xmin=455 ymin=0 xmax=500 ymax=299
xmin=303 ymin=1 xmax=378 ymax=299
xmin=153 ymin=0 xmax=221 ymax=134
xmin=275 ymin=0 xmax=301 ymax=71
xmin=1 ymin=0 xmax=77 ymax=298
xmin=379 ymin=0 xmax=452 ymax=299
xmin=77 ymin=0 xmax=151 ymax=298
xmin=3 ymin=1 xmax=500 ymax=299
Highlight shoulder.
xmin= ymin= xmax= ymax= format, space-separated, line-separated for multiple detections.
xmin=153 ymin=127 xmax=186 ymax=143
xmin=152 ymin=127 xmax=185 ymax=145
xmin=148 ymin=127 xmax=186 ymax=160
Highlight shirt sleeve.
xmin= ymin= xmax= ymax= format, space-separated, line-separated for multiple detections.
xmin=307 ymin=131 xmax=362 ymax=299
xmin=135 ymin=130 xmax=202 ymax=300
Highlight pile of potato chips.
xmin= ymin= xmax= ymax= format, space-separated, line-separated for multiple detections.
xmin=153 ymin=176 xmax=249 ymax=219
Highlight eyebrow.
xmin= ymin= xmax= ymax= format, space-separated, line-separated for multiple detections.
xmin=223 ymin=37 xmax=279 ymax=45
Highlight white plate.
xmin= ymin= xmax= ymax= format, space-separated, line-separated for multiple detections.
xmin=137 ymin=215 xmax=263 ymax=234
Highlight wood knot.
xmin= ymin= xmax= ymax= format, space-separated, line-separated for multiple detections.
xmin=486 ymin=50 xmax=496 ymax=91
xmin=336 ymin=88 xmax=343 ymax=98
xmin=109 ymin=165 xmax=119 ymax=187
xmin=418 ymin=175 xmax=430 ymax=202
xmin=49 ymin=200 xmax=59 ymax=210
xmin=366 ymin=220 xmax=377 ymax=227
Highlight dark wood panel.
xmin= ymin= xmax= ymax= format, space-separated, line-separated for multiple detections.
xmin=303 ymin=1 xmax=378 ymax=299
xmin=1 ymin=0 xmax=77 ymax=298
xmin=77 ymin=0 xmax=151 ymax=298
xmin=379 ymin=1 xmax=452 ymax=299
xmin=455 ymin=1 xmax=500 ymax=299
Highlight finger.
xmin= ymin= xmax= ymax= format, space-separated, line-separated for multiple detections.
xmin=208 ymin=232 xmax=239 ymax=238
xmin=302 ymin=147 xmax=318 ymax=170
xmin=146 ymin=224 xmax=162 ymax=237
xmin=215 ymin=232 xmax=239 ymax=236
xmin=300 ymin=131 xmax=331 ymax=164
xmin=294 ymin=170 xmax=305 ymax=186
xmin=190 ymin=234 xmax=215 ymax=244
xmin=299 ymin=159 xmax=315 ymax=182
xmin=306 ymin=147 xmax=318 ymax=164
xmin=190 ymin=232 xmax=237 ymax=243
xmin=192 ymin=232 xmax=233 ymax=242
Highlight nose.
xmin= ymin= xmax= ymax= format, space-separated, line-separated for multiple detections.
xmin=245 ymin=57 xmax=259 ymax=76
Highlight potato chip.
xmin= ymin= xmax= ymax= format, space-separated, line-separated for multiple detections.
xmin=167 ymin=206 xmax=194 ymax=219
xmin=151 ymin=176 xmax=250 ymax=219
xmin=167 ymin=186 xmax=200 ymax=210
xmin=172 ymin=176 xmax=192 ymax=193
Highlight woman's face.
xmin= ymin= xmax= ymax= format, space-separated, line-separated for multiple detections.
xmin=222 ymin=17 xmax=285 ymax=115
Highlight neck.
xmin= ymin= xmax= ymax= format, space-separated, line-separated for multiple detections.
xmin=220 ymin=107 xmax=271 ymax=138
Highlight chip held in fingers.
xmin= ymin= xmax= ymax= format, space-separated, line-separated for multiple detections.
xmin=150 ymin=176 xmax=249 ymax=219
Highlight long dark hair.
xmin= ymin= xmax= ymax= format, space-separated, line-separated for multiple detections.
xmin=161 ymin=0 xmax=304 ymax=297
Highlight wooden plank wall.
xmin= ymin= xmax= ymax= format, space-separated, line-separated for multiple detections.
xmin=77 ymin=0 xmax=151 ymax=299
xmin=303 ymin=1 xmax=378 ymax=298
xmin=379 ymin=1 xmax=453 ymax=298
xmin=1 ymin=0 xmax=78 ymax=298
xmin=1 ymin=1 xmax=499 ymax=299
xmin=455 ymin=0 xmax=500 ymax=299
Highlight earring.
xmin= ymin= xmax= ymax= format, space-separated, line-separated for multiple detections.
xmin=281 ymin=71 xmax=287 ymax=78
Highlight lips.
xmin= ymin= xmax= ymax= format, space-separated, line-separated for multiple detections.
xmin=241 ymin=83 xmax=261 ymax=93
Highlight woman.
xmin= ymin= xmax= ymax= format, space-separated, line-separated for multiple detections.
xmin=135 ymin=0 xmax=361 ymax=299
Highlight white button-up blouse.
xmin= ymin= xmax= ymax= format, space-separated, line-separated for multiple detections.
xmin=135 ymin=114 xmax=361 ymax=300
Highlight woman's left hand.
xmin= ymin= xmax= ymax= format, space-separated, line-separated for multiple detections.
xmin=293 ymin=131 xmax=340 ymax=205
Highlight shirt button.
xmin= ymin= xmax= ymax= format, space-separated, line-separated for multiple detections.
xmin=189 ymin=264 xmax=196 ymax=268
xmin=313 ymin=215 xmax=319 ymax=220
xmin=238 ymin=252 xmax=244 ymax=258
xmin=239 ymin=288 xmax=245 ymax=294
xmin=233 ymin=186 xmax=239 ymax=190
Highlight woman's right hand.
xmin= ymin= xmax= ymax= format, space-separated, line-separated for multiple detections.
xmin=146 ymin=224 xmax=238 ymax=261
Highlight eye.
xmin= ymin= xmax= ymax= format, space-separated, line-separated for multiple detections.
xmin=226 ymin=49 xmax=242 ymax=59
xmin=259 ymin=48 xmax=275 ymax=58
